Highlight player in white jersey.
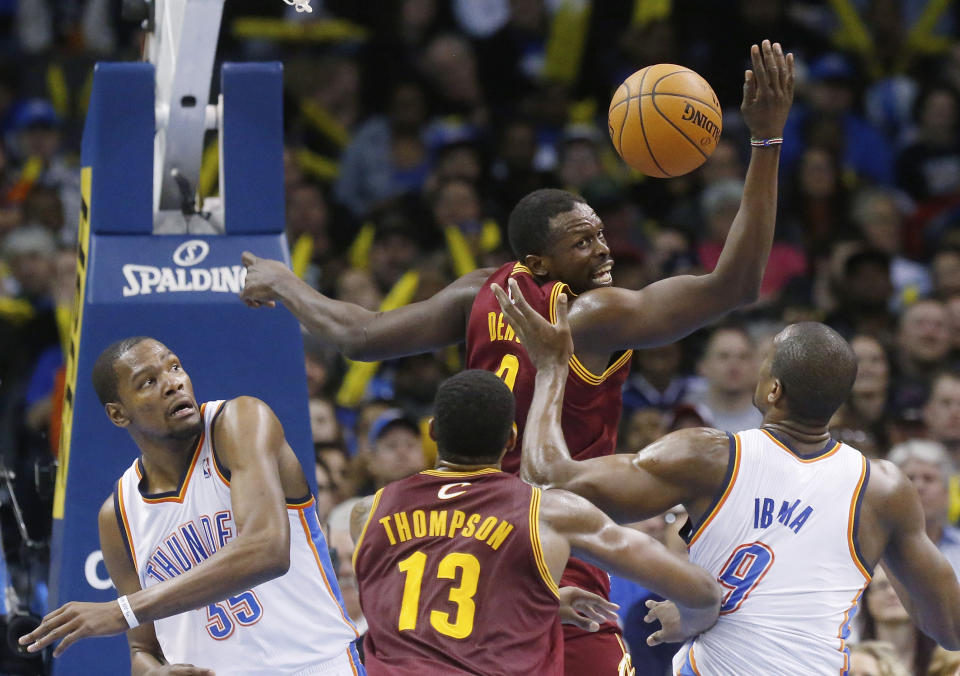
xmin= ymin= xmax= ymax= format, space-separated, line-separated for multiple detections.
xmin=493 ymin=279 xmax=960 ymax=675
xmin=20 ymin=337 xmax=364 ymax=675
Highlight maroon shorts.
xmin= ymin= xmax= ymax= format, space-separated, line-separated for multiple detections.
xmin=562 ymin=624 xmax=633 ymax=676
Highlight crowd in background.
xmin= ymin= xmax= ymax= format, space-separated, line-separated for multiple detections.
xmin=1 ymin=0 xmax=960 ymax=674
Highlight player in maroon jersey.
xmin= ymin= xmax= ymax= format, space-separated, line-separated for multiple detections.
xmin=242 ymin=40 xmax=793 ymax=674
xmin=351 ymin=369 xmax=719 ymax=676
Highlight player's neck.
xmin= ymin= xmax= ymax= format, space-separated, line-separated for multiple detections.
xmin=134 ymin=432 xmax=202 ymax=493
xmin=434 ymin=460 xmax=501 ymax=472
xmin=760 ymin=420 xmax=830 ymax=454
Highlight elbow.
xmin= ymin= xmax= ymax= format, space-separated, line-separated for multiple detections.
xmin=519 ymin=463 xmax=550 ymax=488
xmin=251 ymin=535 xmax=290 ymax=580
xmin=262 ymin=549 xmax=290 ymax=579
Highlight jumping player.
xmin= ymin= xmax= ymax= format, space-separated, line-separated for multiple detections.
xmin=493 ymin=279 xmax=960 ymax=674
xmin=241 ymin=39 xmax=793 ymax=674
xmin=20 ymin=337 xmax=363 ymax=675
xmin=351 ymin=369 xmax=720 ymax=675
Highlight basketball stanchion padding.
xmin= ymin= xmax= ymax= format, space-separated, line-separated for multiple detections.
xmin=49 ymin=62 xmax=312 ymax=675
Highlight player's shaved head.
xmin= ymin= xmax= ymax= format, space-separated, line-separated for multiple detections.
xmin=770 ymin=323 xmax=857 ymax=424
xmin=92 ymin=336 xmax=153 ymax=405
xmin=508 ymin=189 xmax=586 ymax=260
xmin=433 ymin=370 xmax=515 ymax=464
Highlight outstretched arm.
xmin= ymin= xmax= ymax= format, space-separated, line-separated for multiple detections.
xmin=22 ymin=397 xmax=306 ymax=656
xmin=569 ymin=41 xmax=795 ymax=352
xmin=540 ymin=489 xmax=720 ymax=637
xmin=874 ymin=461 xmax=960 ymax=648
xmin=240 ymin=252 xmax=490 ymax=360
xmin=492 ymin=279 xmax=728 ymax=524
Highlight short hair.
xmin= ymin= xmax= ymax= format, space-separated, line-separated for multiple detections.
xmin=887 ymin=439 xmax=955 ymax=485
xmin=507 ymin=188 xmax=586 ymax=261
xmin=92 ymin=336 xmax=152 ymax=406
xmin=433 ymin=370 xmax=515 ymax=464
xmin=770 ymin=323 xmax=857 ymax=424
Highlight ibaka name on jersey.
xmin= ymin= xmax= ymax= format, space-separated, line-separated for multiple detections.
xmin=145 ymin=511 xmax=235 ymax=583
xmin=752 ymin=497 xmax=814 ymax=535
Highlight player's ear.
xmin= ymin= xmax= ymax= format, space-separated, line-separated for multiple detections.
xmin=767 ymin=378 xmax=783 ymax=405
xmin=524 ymin=253 xmax=549 ymax=278
xmin=105 ymin=402 xmax=131 ymax=428
xmin=504 ymin=423 xmax=518 ymax=453
xmin=427 ymin=417 xmax=437 ymax=441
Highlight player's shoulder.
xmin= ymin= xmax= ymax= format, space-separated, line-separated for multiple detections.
xmin=218 ymin=396 xmax=276 ymax=422
xmin=864 ymin=457 xmax=914 ymax=509
xmin=633 ymin=427 xmax=731 ymax=485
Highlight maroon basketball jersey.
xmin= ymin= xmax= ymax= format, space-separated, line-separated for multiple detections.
xmin=354 ymin=469 xmax=563 ymax=676
xmin=465 ymin=262 xmax=632 ymax=605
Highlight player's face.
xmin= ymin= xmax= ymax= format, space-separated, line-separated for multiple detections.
xmin=110 ymin=340 xmax=202 ymax=440
xmin=540 ymin=204 xmax=613 ymax=293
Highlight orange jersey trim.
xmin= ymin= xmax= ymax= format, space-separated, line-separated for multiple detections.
xmin=549 ymin=282 xmax=633 ymax=385
xmin=762 ymin=430 xmax=842 ymax=463
xmin=136 ymin=403 xmax=207 ymax=504
xmin=847 ymin=456 xmax=872 ymax=582
xmin=351 ymin=488 xmax=384 ymax=572
xmin=298 ymin=507 xmax=360 ymax=638
xmin=688 ymin=434 xmax=741 ymax=547
xmin=420 ymin=468 xmax=501 ymax=478
xmin=529 ymin=488 xmax=560 ymax=598
xmin=116 ymin=479 xmax=138 ymax=570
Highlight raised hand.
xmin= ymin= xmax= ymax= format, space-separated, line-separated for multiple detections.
xmin=240 ymin=251 xmax=292 ymax=308
xmin=491 ymin=278 xmax=573 ymax=372
xmin=741 ymin=39 xmax=795 ymax=140
xmin=558 ymin=586 xmax=620 ymax=633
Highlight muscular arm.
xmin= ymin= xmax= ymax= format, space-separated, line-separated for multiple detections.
xmin=241 ymin=252 xmax=491 ymax=360
xmin=873 ymin=461 xmax=960 ymax=648
xmin=539 ymin=489 xmax=720 ymax=632
xmin=568 ymin=42 xmax=794 ymax=353
xmin=21 ymin=397 xmax=303 ymax=656
xmin=492 ymin=278 xmax=729 ymax=523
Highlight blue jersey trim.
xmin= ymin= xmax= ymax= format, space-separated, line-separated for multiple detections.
xmin=301 ymin=505 xmax=358 ymax=635
xmin=851 ymin=460 xmax=873 ymax=577
xmin=683 ymin=432 xmax=737 ymax=544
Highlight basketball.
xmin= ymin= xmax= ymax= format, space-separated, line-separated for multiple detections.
xmin=608 ymin=64 xmax=722 ymax=178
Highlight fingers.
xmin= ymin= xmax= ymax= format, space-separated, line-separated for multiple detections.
xmin=506 ymin=278 xmax=537 ymax=318
xmin=169 ymin=666 xmax=216 ymax=675
xmin=647 ymin=630 xmax=664 ymax=646
xmin=743 ymin=69 xmax=756 ymax=102
xmin=560 ymin=608 xmax=600 ymax=633
xmin=750 ymin=42 xmax=768 ymax=93
xmin=555 ymin=292 xmax=569 ymax=329
xmin=241 ymin=251 xmax=256 ymax=267
xmin=783 ymin=51 xmax=795 ymax=95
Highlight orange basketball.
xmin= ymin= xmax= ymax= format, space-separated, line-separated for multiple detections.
xmin=608 ymin=64 xmax=722 ymax=178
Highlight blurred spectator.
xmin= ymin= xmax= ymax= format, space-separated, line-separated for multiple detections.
xmin=363 ymin=408 xmax=426 ymax=492
xmin=850 ymin=186 xmax=932 ymax=308
xmin=698 ymin=179 xmax=806 ymax=303
xmin=390 ymin=353 xmax=451 ymax=419
xmin=859 ymin=566 xmax=936 ymax=675
xmin=557 ymin=130 xmax=604 ymax=194
xmin=888 ymin=439 xmax=960 ymax=574
xmin=314 ymin=455 xmax=338 ymax=526
xmin=781 ymin=53 xmax=894 ymax=187
xmin=325 ymin=498 xmax=366 ymax=632
xmin=891 ymin=299 xmax=952 ymax=413
xmin=896 ymin=84 xmax=960 ymax=205
xmin=286 ymin=181 xmax=333 ymax=289
xmin=849 ymin=640 xmax=911 ymax=676
xmin=366 ymin=208 xmax=423 ymax=293
xmin=308 ymin=396 xmax=341 ymax=445
xmin=684 ymin=325 xmax=762 ymax=433
xmin=489 ymin=119 xmax=555 ymax=217
xmin=922 ymin=371 xmax=960 ymax=462
xmin=781 ymin=145 xmax=855 ymax=258
xmin=928 ymin=646 xmax=960 ymax=676
xmin=418 ymin=32 xmax=488 ymax=126
xmin=622 ymin=343 xmax=691 ymax=415
xmin=334 ymin=267 xmax=382 ymax=311
xmin=5 ymin=99 xmax=80 ymax=235
xmin=617 ymin=408 xmax=667 ymax=454
xmin=825 ymin=248 xmax=895 ymax=341
xmin=832 ymin=334 xmax=891 ymax=453
xmin=608 ymin=508 xmax=688 ymax=674
xmin=932 ymin=247 xmax=960 ymax=299
xmin=334 ymin=79 xmax=430 ymax=219
xmin=315 ymin=440 xmax=355 ymax=504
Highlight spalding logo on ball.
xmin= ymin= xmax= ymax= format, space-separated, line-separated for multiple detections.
xmin=608 ymin=64 xmax=722 ymax=178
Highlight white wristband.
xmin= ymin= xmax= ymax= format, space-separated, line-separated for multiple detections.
xmin=117 ymin=595 xmax=140 ymax=629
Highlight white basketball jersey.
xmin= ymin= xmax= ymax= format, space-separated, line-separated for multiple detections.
xmin=116 ymin=401 xmax=360 ymax=675
xmin=673 ymin=429 xmax=872 ymax=676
